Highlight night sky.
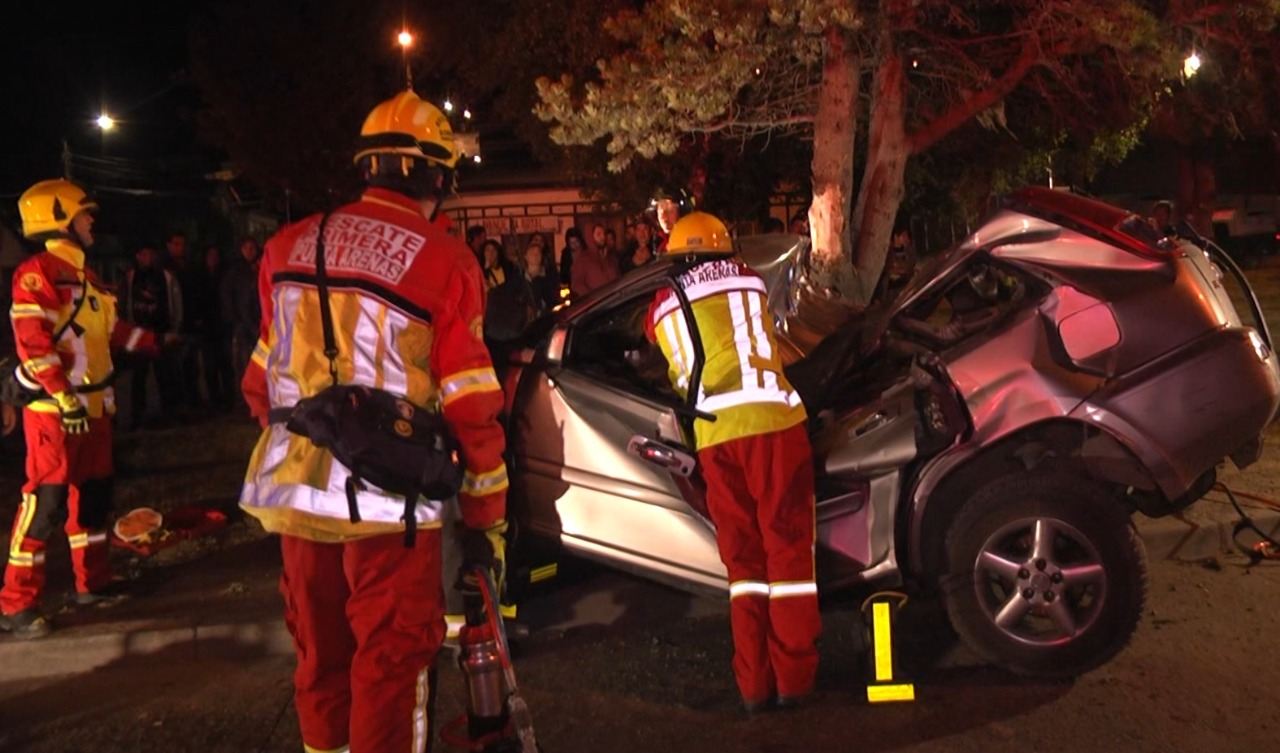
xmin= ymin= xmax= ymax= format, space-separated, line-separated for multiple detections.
xmin=0 ymin=1 xmax=199 ymax=204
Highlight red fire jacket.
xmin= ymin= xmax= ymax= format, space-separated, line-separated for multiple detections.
xmin=10 ymin=239 xmax=156 ymax=418
xmin=240 ymin=188 xmax=508 ymax=541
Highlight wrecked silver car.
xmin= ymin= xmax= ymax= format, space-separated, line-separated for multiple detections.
xmin=502 ymin=187 xmax=1280 ymax=677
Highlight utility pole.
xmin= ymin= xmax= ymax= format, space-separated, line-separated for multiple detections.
xmin=397 ymin=30 xmax=414 ymax=90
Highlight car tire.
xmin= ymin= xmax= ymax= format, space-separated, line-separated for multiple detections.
xmin=941 ymin=472 xmax=1148 ymax=678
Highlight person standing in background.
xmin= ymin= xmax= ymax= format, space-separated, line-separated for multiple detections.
xmin=198 ymin=245 xmax=232 ymax=405
xmin=466 ymin=225 xmax=486 ymax=264
xmin=123 ymin=246 xmax=181 ymax=427
xmin=220 ymin=237 xmax=261 ymax=408
xmin=570 ymin=223 xmax=620 ymax=298
xmin=522 ymin=236 xmax=560 ymax=314
xmin=163 ymin=231 xmax=202 ymax=409
xmin=620 ymin=217 xmax=658 ymax=275
xmin=557 ymin=226 xmax=582 ymax=293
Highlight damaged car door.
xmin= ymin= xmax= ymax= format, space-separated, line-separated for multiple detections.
xmin=506 ymin=269 xmax=727 ymax=595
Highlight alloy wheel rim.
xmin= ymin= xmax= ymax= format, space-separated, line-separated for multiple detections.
xmin=971 ymin=515 xmax=1107 ymax=647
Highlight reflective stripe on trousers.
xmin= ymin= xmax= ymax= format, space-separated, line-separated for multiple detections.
xmin=701 ymin=423 xmax=820 ymax=702
xmin=1 ymin=412 xmax=115 ymax=616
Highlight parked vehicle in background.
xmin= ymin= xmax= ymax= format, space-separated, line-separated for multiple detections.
xmin=1212 ymin=207 xmax=1279 ymax=267
xmin=500 ymin=187 xmax=1280 ymax=678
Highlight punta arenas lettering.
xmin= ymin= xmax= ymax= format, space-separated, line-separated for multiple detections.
xmin=289 ymin=215 xmax=425 ymax=284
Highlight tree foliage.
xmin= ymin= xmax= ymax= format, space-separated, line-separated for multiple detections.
xmin=1151 ymin=0 xmax=1280 ymax=144
xmin=1147 ymin=2 xmax=1280 ymax=217
xmin=534 ymin=0 xmax=1279 ymax=303
xmin=536 ymin=0 xmax=858 ymax=171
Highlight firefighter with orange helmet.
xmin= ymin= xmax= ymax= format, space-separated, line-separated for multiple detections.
xmin=2 ymin=180 xmax=163 ymax=639
xmin=239 ymin=90 xmax=507 ymax=752
xmin=646 ymin=211 xmax=820 ymax=712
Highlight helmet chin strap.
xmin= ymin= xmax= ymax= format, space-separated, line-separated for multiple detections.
xmin=66 ymin=225 xmax=91 ymax=249
xmin=423 ymin=168 xmax=455 ymax=222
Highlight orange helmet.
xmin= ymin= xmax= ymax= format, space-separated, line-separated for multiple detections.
xmin=18 ymin=179 xmax=97 ymax=239
xmin=355 ymin=90 xmax=458 ymax=170
xmin=664 ymin=211 xmax=733 ymax=255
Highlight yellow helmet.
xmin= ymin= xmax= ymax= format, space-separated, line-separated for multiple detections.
xmin=354 ymin=90 xmax=458 ymax=169
xmin=665 ymin=211 xmax=733 ymax=255
xmin=18 ymin=179 xmax=97 ymax=239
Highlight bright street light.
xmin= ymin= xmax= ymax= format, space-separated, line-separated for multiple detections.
xmin=395 ymin=28 xmax=416 ymax=88
xmin=443 ymin=99 xmax=454 ymax=112
xmin=96 ymin=114 xmax=115 ymax=131
xmin=1184 ymin=51 xmax=1202 ymax=78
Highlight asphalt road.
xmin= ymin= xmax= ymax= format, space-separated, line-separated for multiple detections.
xmin=2 ymin=552 xmax=1278 ymax=753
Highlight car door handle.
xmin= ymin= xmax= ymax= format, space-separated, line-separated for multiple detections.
xmin=627 ymin=435 xmax=697 ymax=478
xmin=854 ymin=411 xmax=889 ymax=437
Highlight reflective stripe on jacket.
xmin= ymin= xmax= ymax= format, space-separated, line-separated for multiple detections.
xmin=240 ymin=188 xmax=508 ymax=542
xmin=646 ymin=257 xmax=805 ymax=449
xmin=10 ymin=239 xmax=155 ymax=418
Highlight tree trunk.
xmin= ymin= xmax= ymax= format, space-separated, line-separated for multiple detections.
xmin=1175 ymin=143 xmax=1216 ymax=232
xmin=807 ymin=27 xmax=861 ymax=299
xmin=849 ymin=47 xmax=910 ymax=305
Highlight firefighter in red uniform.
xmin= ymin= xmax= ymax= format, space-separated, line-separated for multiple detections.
xmin=239 ymin=90 xmax=507 ymax=753
xmin=647 ymin=212 xmax=820 ymax=712
xmin=2 ymin=180 xmax=161 ymax=639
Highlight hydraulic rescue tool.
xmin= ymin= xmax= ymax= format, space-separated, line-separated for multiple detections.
xmin=443 ymin=566 xmax=539 ymax=753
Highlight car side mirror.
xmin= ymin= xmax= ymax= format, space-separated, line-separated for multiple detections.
xmin=545 ymin=326 xmax=568 ymax=364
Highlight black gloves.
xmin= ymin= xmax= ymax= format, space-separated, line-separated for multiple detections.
xmin=456 ymin=520 xmax=508 ymax=595
xmin=54 ymin=390 xmax=90 ymax=435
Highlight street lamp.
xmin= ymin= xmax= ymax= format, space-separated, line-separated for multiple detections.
xmin=1184 ymin=51 xmax=1202 ymax=78
xmin=396 ymin=29 xmax=414 ymax=88
xmin=96 ymin=113 xmax=115 ymax=131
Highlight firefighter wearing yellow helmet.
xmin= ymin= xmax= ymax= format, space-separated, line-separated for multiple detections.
xmin=238 ymin=90 xmax=507 ymax=753
xmin=3 ymin=180 xmax=165 ymax=639
xmin=645 ymin=211 xmax=820 ymax=712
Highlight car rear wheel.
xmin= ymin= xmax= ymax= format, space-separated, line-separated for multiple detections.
xmin=942 ymin=472 xmax=1148 ymax=678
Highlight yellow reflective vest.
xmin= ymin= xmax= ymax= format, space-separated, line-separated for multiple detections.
xmin=10 ymin=240 xmax=155 ymax=418
xmin=646 ymin=257 xmax=805 ymax=449
xmin=239 ymin=190 xmax=508 ymax=542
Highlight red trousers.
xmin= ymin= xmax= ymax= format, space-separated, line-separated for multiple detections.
xmin=700 ymin=422 xmax=820 ymax=703
xmin=281 ymin=530 xmax=446 ymax=753
xmin=2 ymin=410 xmax=114 ymax=616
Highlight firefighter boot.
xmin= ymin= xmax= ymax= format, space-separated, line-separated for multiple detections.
xmin=70 ymin=578 xmax=131 ymax=608
xmin=0 ymin=609 xmax=52 ymax=640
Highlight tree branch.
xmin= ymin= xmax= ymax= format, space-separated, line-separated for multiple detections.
xmin=692 ymin=114 xmax=816 ymax=133
xmin=1176 ymin=3 xmax=1235 ymax=25
xmin=908 ymin=34 xmax=1042 ymax=153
